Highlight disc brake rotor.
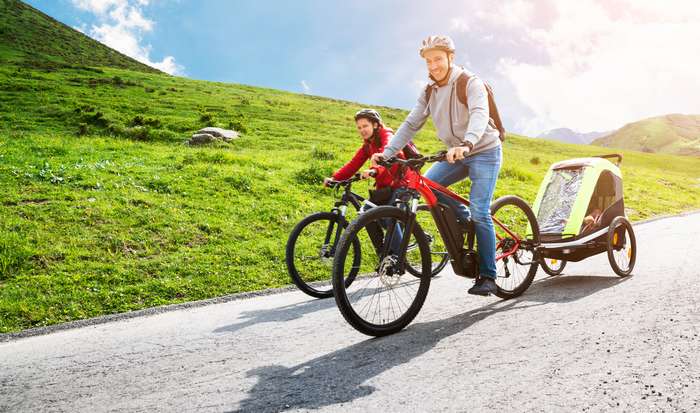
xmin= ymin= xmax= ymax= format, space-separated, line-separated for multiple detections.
xmin=378 ymin=255 xmax=401 ymax=287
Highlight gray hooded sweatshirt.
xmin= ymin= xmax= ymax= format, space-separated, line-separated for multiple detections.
xmin=382 ymin=66 xmax=501 ymax=158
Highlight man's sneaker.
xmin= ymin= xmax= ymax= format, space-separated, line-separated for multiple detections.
xmin=468 ymin=277 xmax=498 ymax=296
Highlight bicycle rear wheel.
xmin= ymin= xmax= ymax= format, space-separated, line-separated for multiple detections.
xmin=286 ymin=212 xmax=360 ymax=299
xmin=332 ymin=206 xmax=431 ymax=336
xmin=490 ymin=195 xmax=540 ymax=299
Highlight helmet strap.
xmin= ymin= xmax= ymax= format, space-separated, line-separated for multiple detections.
xmin=430 ymin=66 xmax=452 ymax=86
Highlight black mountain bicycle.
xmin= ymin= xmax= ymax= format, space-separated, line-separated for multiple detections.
xmin=285 ymin=174 xmax=449 ymax=299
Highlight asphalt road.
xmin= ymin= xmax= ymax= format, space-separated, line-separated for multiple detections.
xmin=2 ymin=212 xmax=700 ymax=412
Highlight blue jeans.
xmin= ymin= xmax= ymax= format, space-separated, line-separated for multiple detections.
xmin=361 ymin=189 xmax=403 ymax=254
xmin=424 ymin=146 xmax=502 ymax=279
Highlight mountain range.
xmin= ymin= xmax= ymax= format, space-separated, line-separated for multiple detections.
xmin=537 ymin=128 xmax=612 ymax=145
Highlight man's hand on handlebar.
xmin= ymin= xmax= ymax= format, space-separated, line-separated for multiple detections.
xmin=445 ymin=145 xmax=471 ymax=164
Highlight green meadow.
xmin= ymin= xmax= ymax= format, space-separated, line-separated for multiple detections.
xmin=1 ymin=0 xmax=699 ymax=333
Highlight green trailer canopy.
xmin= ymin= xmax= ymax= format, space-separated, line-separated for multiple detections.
xmin=531 ymin=157 xmax=623 ymax=239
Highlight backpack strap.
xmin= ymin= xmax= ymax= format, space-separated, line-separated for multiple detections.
xmin=456 ymin=72 xmax=470 ymax=108
xmin=456 ymin=72 xmax=506 ymax=142
xmin=424 ymin=83 xmax=434 ymax=106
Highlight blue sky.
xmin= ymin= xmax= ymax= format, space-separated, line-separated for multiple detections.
xmin=24 ymin=0 xmax=700 ymax=136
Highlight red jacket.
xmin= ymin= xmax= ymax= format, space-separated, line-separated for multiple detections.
xmin=332 ymin=127 xmax=414 ymax=189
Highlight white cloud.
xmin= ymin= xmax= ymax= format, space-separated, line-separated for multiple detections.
xmin=450 ymin=18 xmax=469 ymax=32
xmin=152 ymin=56 xmax=182 ymax=75
xmin=72 ymin=0 xmax=127 ymax=15
xmin=494 ymin=0 xmax=700 ymax=134
xmin=71 ymin=0 xmax=184 ymax=75
xmin=72 ymin=23 xmax=88 ymax=34
xmin=108 ymin=3 xmax=152 ymax=30
xmin=301 ymin=80 xmax=311 ymax=94
xmin=475 ymin=0 xmax=535 ymax=28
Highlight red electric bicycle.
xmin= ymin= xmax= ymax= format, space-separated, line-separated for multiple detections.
xmin=331 ymin=151 xmax=541 ymax=336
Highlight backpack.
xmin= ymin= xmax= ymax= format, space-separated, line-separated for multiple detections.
xmin=424 ymin=72 xmax=506 ymax=141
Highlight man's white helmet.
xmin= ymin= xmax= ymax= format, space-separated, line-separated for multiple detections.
xmin=419 ymin=35 xmax=456 ymax=57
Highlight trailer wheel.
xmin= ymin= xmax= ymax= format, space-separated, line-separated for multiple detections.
xmin=606 ymin=216 xmax=636 ymax=277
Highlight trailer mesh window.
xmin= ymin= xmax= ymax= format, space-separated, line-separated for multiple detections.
xmin=537 ymin=168 xmax=585 ymax=234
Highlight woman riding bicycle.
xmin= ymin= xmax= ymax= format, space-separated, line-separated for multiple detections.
xmin=286 ymin=109 xmax=418 ymax=299
xmin=325 ymin=109 xmax=419 ymax=253
xmin=324 ymin=108 xmax=412 ymax=199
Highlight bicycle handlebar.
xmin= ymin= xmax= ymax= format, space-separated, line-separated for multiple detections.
xmin=376 ymin=151 xmax=448 ymax=169
xmin=326 ymin=172 xmax=374 ymax=188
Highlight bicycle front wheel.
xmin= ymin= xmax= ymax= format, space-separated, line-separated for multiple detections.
xmin=332 ymin=206 xmax=431 ymax=337
xmin=286 ymin=212 xmax=360 ymax=299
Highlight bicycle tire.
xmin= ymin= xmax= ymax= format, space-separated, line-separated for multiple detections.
xmin=332 ymin=206 xmax=431 ymax=336
xmin=285 ymin=212 xmax=361 ymax=299
xmin=490 ymin=195 xmax=540 ymax=299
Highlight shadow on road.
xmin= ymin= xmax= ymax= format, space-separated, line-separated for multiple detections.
xmin=213 ymin=283 xmax=394 ymax=334
xmin=524 ymin=274 xmax=631 ymax=303
xmin=213 ymin=296 xmax=337 ymax=334
xmin=232 ymin=273 xmax=631 ymax=412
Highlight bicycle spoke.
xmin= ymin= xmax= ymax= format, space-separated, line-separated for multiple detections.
xmin=490 ymin=197 xmax=539 ymax=298
xmin=334 ymin=206 xmax=431 ymax=334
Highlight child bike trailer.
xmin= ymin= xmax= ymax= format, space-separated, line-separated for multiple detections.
xmin=530 ymin=154 xmax=636 ymax=277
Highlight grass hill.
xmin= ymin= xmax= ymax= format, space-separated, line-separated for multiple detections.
xmin=593 ymin=114 xmax=700 ymax=157
xmin=0 ymin=0 xmax=158 ymax=73
xmin=1 ymin=0 xmax=699 ymax=333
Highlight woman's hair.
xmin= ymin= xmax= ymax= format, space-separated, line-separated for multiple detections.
xmin=369 ymin=124 xmax=382 ymax=148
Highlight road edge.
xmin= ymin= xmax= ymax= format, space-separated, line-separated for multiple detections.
xmin=2 ymin=208 xmax=699 ymax=343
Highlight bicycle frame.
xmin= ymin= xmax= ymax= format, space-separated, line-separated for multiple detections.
xmin=331 ymin=182 xmax=365 ymax=217
xmin=326 ymin=175 xmax=394 ymax=257
xmin=385 ymin=163 xmax=529 ymax=278
xmin=321 ymin=178 xmax=367 ymax=256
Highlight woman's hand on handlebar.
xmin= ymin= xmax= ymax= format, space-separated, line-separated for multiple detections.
xmin=323 ymin=177 xmax=334 ymax=187
xmin=370 ymin=153 xmax=385 ymax=167
xmin=361 ymin=169 xmax=376 ymax=179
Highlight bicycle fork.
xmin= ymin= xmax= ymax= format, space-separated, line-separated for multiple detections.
xmin=381 ymin=198 xmax=420 ymax=274
xmin=325 ymin=206 xmax=347 ymax=256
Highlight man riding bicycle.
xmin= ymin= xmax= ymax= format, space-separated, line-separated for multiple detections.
xmin=372 ymin=35 xmax=503 ymax=296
